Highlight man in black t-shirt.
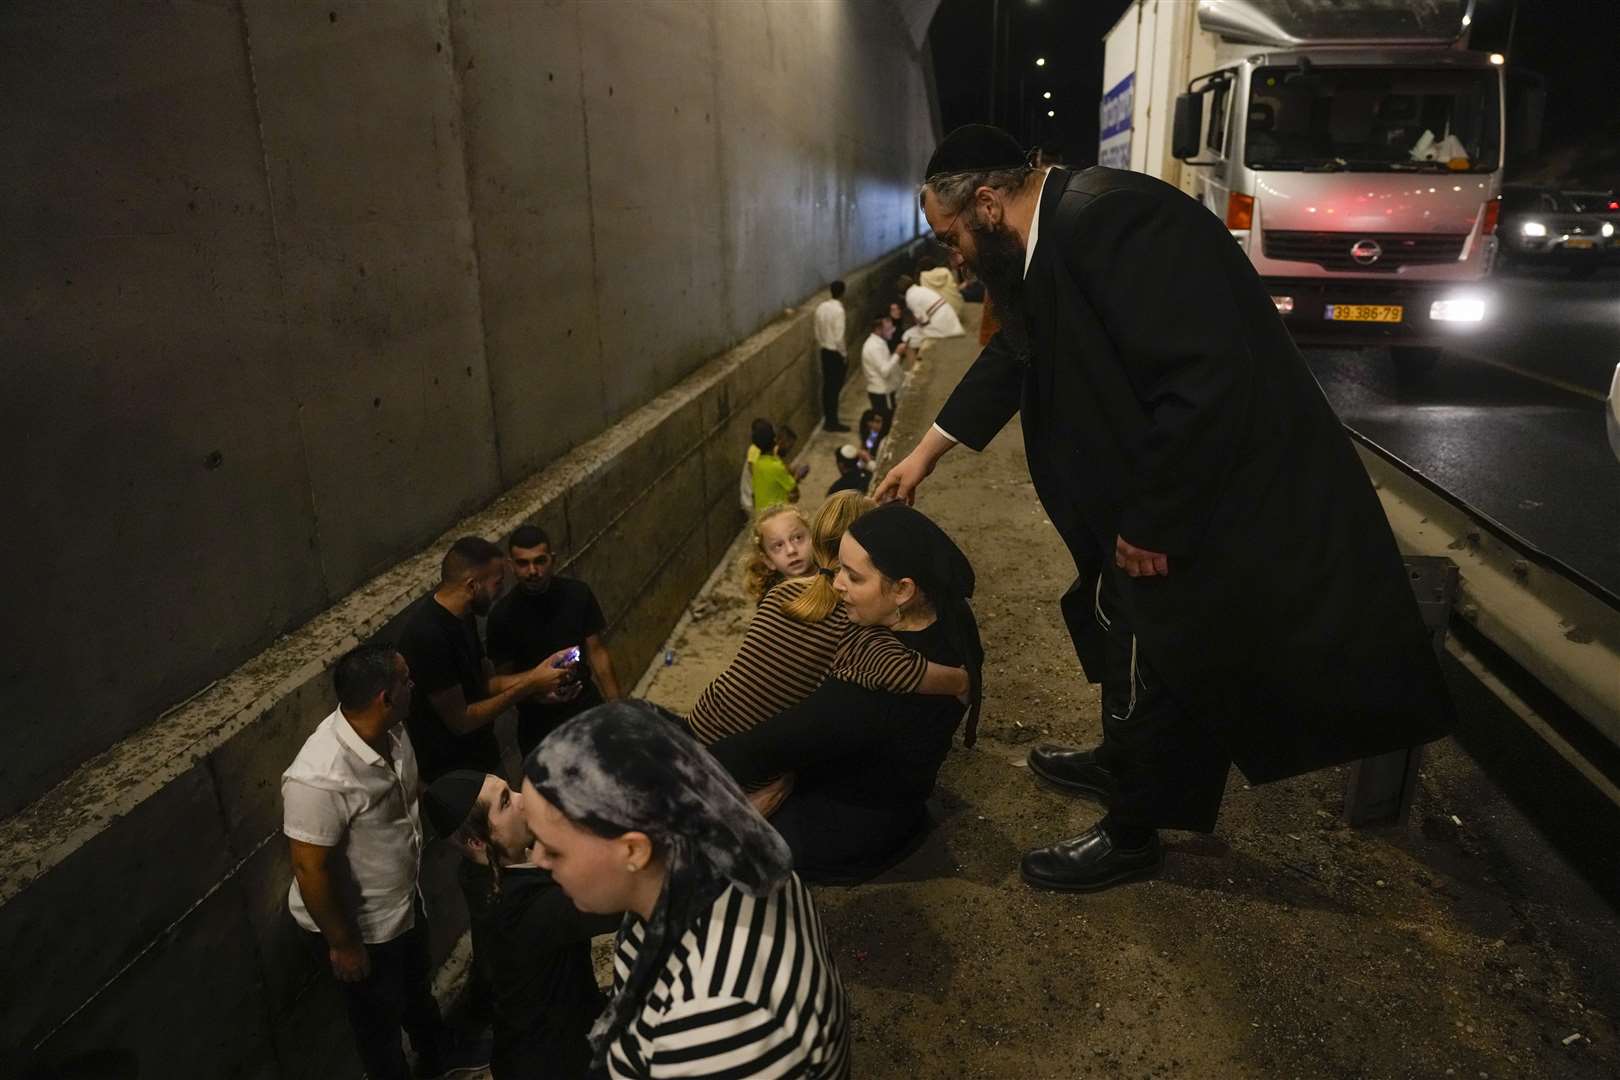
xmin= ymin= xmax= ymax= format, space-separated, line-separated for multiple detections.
xmin=397 ymin=536 xmax=581 ymax=782
xmin=486 ymin=525 xmax=621 ymax=756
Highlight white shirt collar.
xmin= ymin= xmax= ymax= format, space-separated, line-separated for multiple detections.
xmin=335 ymin=710 xmax=390 ymax=767
xmin=1023 ymin=167 xmax=1053 ymax=279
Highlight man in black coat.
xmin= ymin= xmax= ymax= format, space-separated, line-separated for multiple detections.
xmin=878 ymin=125 xmax=1453 ymax=892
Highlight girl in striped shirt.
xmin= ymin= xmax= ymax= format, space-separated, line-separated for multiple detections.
xmin=522 ymin=702 xmax=850 ymax=1078
xmin=686 ymin=492 xmax=968 ymax=748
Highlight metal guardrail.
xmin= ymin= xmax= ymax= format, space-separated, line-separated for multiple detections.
xmin=1349 ymin=432 xmax=1620 ymax=772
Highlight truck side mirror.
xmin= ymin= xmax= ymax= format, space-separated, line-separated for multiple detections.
xmin=1172 ymin=93 xmax=1203 ymax=160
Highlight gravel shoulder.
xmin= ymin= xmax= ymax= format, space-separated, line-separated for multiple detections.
xmin=637 ymin=308 xmax=1620 ymax=1080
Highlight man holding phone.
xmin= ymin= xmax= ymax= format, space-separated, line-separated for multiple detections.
xmin=487 ymin=525 xmax=621 ymax=756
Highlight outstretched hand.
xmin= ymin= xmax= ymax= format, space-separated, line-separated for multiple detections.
xmin=874 ymin=448 xmax=933 ymax=505
xmin=1115 ymin=535 xmax=1169 ymax=578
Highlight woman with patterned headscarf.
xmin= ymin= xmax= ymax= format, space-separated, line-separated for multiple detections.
xmin=521 ymin=701 xmax=850 ymax=1078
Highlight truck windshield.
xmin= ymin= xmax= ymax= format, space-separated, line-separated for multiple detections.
xmin=1245 ymin=66 xmax=1499 ymax=172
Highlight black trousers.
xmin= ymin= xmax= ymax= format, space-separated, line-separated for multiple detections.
xmin=311 ymin=905 xmax=444 ymax=1080
xmin=1093 ymin=569 xmax=1230 ymax=833
xmin=867 ymin=391 xmax=896 ymax=434
xmin=819 ymin=349 xmax=846 ymax=425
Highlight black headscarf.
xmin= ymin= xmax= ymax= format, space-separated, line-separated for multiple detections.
xmin=522 ymin=700 xmax=792 ymax=1068
xmin=847 ymin=503 xmax=985 ymax=746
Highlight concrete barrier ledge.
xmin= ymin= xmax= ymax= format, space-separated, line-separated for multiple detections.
xmin=0 ymin=243 xmax=919 ymax=1069
xmin=1356 ymin=442 xmax=1620 ymax=754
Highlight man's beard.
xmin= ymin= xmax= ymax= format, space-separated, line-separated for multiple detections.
xmin=967 ymin=216 xmax=1030 ymax=350
xmin=519 ymin=576 xmax=552 ymax=595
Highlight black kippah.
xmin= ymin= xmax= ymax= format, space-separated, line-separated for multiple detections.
xmin=925 ymin=123 xmax=1027 ymax=182
xmin=423 ymin=769 xmax=486 ymax=838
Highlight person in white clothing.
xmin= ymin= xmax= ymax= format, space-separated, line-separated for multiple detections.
xmin=918 ymin=256 xmax=965 ymax=317
xmin=813 ymin=280 xmax=851 ymax=432
xmin=898 ymin=273 xmax=964 ymax=352
xmin=861 ymin=314 xmax=910 ymax=434
xmin=283 ymin=643 xmax=487 ymax=1080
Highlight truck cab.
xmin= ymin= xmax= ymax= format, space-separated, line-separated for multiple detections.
xmin=1105 ymin=0 xmax=1505 ymax=369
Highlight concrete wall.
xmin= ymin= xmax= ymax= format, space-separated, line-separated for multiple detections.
xmin=0 ymin=1 xmax=934 ymax=1074
xmin=0 ymin=0 xmax=934 ymax=821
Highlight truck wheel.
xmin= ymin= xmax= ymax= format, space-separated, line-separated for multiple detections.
xmin=1390 ymin=346 xmax=1441 ymax=376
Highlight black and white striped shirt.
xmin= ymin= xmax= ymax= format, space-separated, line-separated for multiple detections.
xmin=608 ymin=873 xmax=850 ymax=1078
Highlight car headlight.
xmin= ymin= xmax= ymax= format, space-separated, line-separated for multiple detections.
xmin=1520 ymin=221 xmax=1547 ymax=237
xmin=1604 ymin=222 xmax=1615 ymax=238
xmin=1431 ymin=298 xmax=1486 ymax=322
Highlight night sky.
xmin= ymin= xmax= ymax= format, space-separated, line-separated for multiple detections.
xmin=927 ymin=0 xmax=1620 ymax=181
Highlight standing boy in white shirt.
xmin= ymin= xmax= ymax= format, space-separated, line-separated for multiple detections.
xmin=861 ymin=313 xmax=910 ymax=434
xmin=813 ymin=280 xmax=851 ymax=432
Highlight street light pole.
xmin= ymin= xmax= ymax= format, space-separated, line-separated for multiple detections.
xmin=988 ymin=0 xmax=1000 ymax=124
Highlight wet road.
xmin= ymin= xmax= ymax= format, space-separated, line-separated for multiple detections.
xmin=1306 ymin=267 xmax=1620 ymax=599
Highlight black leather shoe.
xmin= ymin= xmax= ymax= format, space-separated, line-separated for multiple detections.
xmin=1020 ymin=825 xmax=1163 ymax=892
xmin=1027 ymin=745 xmax=1118 ymax=805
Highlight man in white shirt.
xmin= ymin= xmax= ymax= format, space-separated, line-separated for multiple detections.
xmin=898 ymin=273 xmax=965 ymax=352
xmin=861 ymin=314 xmax=910 ymax=433
xmin=813 ymin=280 xmax=851 ymax=432
xmin=284 ymin=642 xmax=487 ymax=1080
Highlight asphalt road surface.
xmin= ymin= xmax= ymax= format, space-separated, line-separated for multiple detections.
xmin=1306 ymin=266 xmax=1620 ymax=599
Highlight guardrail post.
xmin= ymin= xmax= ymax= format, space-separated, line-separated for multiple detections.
xmin=1343 ymin=556 xmax=1459 ymax=827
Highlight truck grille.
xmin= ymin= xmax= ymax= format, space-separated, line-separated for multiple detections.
xmin=1262 ymin=231 xmax=1469 ymax=272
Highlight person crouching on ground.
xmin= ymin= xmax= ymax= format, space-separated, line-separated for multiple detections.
xmin=708 ymin=503 xmax=983 ymax=884
xmin=827 ymin=444 xmax=871 ymax=496
xmin=741 ymin=503 xmax=814 ymax=605
xmin=689 ymin=492 xmax=968 ymax=747
xmin=521 ymin=701 xmax=852 ymax=1078
xmin=422 ymin=771 xmax=618 ymax=1079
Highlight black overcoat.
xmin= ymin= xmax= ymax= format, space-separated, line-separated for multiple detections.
xmin=937 ymin=167 xmax=1454 ymax=784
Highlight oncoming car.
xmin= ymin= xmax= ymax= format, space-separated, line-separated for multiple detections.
xmin=1497 ymin=186 xmax=1620 ymax=277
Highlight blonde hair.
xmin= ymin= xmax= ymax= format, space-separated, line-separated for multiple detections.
xmin=742 ymin=504 xmax=812 ymax=604
xmin=782 ymin=491 xmax=876 ymax=623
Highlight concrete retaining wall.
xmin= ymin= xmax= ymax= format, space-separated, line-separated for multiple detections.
xmin=0 ymin=0 xmax=934 ymax=820
xmin=0 ymin=250 xmax=918 ymax=1076
xmin=0 ymin=0 xmax=936 ymax=1073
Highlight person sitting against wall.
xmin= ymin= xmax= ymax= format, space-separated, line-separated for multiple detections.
xmin=897 ymin=272 xmax=965 ymax=351
xmin=827 ymin=444 xmax=871 ymax=497
xmin=708 ymin=503 xmax=982 ymax=884
xmin=689 ymin=492 xmax=968 ymax=748
xmin=521 ymin=701 xmax=851 ymax=1078
xmin=422 ymin=770 xmax=618 ymax=1079
xmin=918 ymin=253 xmax=966 ymax=318
xmin=884 ymin=299 xmax=909 ymax=352
xmin=737 ymin=417 xmax=774 ymax=515
xmin=751 ymin=423 xmax=808 ymax=512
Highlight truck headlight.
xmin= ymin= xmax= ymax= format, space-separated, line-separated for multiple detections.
xmin=1520 ymin=221 xmax=1547 ymax=237
xmin=1430 ymin=297 xmax=1486 ymax=323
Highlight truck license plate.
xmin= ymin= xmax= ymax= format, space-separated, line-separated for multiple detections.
xmin=1325 ymin=304 xmax=1403 ymax=323
xmin=1563 ymin=237 xmax=1596 ymax=250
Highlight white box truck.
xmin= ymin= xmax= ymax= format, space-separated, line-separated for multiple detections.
xmin=1101 ymin=0 xmax=1505 ymax=369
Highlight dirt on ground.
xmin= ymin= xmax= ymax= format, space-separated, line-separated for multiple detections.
xmin=630 ymin=306 xmax=1620 ymax=1080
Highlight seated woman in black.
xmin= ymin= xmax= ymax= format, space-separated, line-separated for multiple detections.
xmin=708 ymin=503 xmax=983 ymax=884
